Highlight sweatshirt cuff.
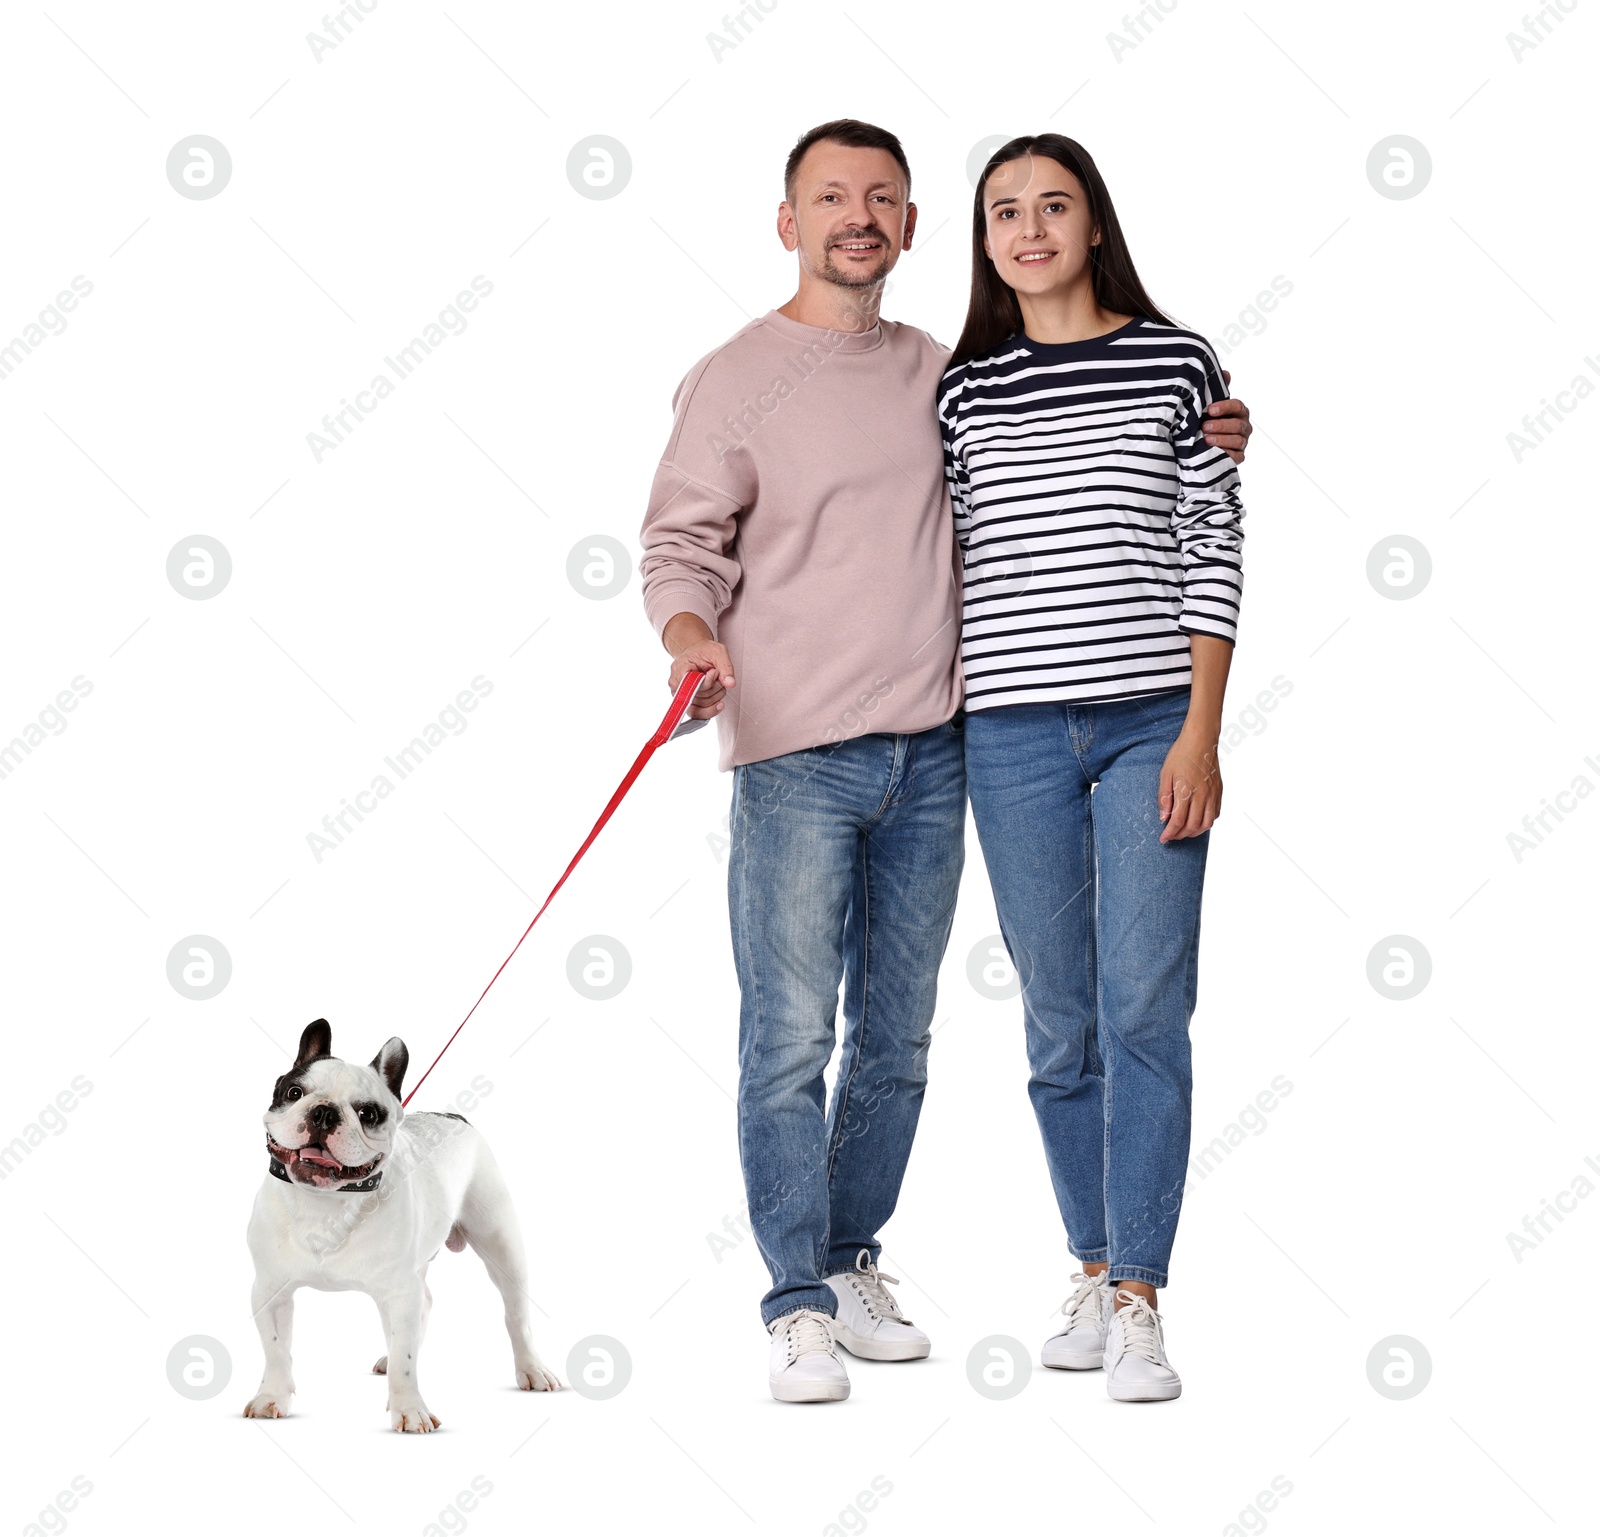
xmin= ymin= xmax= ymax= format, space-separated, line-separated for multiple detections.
xmin=644 ymin=583 xmax=721 ymax=643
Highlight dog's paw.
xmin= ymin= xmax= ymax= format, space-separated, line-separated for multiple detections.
xmin=372 ymin=1355 xmax=387 ymax=1375
xmin=389 ymin=1400 xmax=441 ymax=1433
xmin=516 ymin=1360 xmax=562 ymax=1392
xmin=243 ymin=1391 xmax=291 ymax=1419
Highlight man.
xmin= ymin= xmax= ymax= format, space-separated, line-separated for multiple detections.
xmin=639 ymin=120 xmax=1252 ymax=1402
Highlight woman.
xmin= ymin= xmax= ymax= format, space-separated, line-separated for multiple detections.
xmin=938 ymin=134 xmax=1245 ymax=1402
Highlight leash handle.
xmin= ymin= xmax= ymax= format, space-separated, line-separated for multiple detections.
xmin=402 ymin=668 xmax=711 ymax=1107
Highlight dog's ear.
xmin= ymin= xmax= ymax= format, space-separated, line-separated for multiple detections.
xmin=295 ymin=1019 xmax=332 ymax=1065
xmin=370 ymin=1038 xmax=408 ymax=1101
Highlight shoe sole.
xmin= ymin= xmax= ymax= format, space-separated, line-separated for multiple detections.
xmin=769 ymin=1377 xmax=851 ymax=1403
xmin=1106 ymin=1377 xmax=1182 ymax=1402
xmin=1042 ymin=1350 xmax=1104 ymax=1371
xmin=832 ymin=1325 xmax=930 ymax=1362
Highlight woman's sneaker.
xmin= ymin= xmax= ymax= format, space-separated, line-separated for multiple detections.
xmin=824 ymin=1249 xmax=931 ymax=1361
xmin=1103 ymin=1291 xmax=1182 ymax=1402
xmin=768 ymin=1309 xmax=851 ymax=1402
xmin=1042 ymin=1270 xmax=1114 ymax=1369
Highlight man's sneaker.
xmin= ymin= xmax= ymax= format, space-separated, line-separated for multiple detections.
xmin=1042 ymin=1270 xmax=1114 ymax=1370
xmin=768 ymin=1309 xmax=850 ymax=1402
xmin=824 ymin=1249 xmax=931 ymax=1361
xmin=1103 ymin=1291 xmax=1182 ymax=1402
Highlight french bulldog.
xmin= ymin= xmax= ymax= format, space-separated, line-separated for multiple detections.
xmin=244 ymin=1019 xmax=561 ymax=1432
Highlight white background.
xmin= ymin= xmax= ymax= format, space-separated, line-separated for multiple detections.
xmin=2 ymin=2 xmax=1595 ymax=1533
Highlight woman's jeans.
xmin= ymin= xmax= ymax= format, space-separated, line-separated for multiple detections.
xmin=728 ymin=719 xmax=966 ymax=1325
xmin=963 ymin=688 xmax=1207 ymax=1288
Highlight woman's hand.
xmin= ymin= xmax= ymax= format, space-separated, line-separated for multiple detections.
xmin=1158 ymin=727 xmax=1222 ymax=842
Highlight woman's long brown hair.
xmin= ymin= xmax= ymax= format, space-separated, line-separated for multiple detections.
xmin=949 ymin=133 xmax=1178 ymax=368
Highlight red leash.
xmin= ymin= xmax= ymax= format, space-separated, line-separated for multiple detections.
xmin=403 ymin=669 xmax=709 ymax=1107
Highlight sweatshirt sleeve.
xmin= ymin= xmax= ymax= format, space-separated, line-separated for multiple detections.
xmin=639 ymin=357 xmax=754 ymax=642
xmin=1170 ymin=341 xmax=1245 ymax=643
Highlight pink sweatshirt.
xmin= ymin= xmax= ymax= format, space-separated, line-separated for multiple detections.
xmin=639 ymin=308 xmax=963 ymax=770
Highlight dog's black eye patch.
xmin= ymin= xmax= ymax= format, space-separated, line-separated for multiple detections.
xmin=353 ymin=1100 xmax=388 ymax=1129
xmin=270 ymin=1066 xmax=317 ymax=1112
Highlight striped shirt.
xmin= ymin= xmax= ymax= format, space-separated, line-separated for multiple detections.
xmin=937 ymin=316 xmax=1245 ymax=712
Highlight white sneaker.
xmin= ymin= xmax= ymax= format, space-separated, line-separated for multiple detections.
xmin=1042 ymin=1270 xmax=1114 ymax=1370
xmin=768 ymin=1309 xmax=850 ymax=1402
xmin=1103 ymin=1290 xmax=1182 ymax=1402
xmin=824 ymin=1249 xmax=931 ymax=1361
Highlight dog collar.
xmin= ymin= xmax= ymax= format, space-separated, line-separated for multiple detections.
xmin=267 ymin=1154 xmax=383 ymax=1193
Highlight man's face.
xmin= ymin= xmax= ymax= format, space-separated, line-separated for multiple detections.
xmin=778 ymin=142 xmax=916 ymax=295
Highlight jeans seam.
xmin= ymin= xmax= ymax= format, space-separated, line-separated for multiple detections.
xmin=731 ymin=768 xmax=769 ymax=1280
xmin=823 ymin=834 xmax=872 ymax=1228
xmin=733 ymin=769 xmax=764 ymax=1056
xmin=867 ymin=734 xmax=903 ymax=822
xmin=890 ymin=730 xmax=921 ymax=812
xmin=1093 ymin=786 xmax=1115 ymax=1275
xmin=1070 ymin=700 xmax=1095 ymax=763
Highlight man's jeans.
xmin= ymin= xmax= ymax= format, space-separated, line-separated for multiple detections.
xmin=963 ymin=688 xmax=1208 ymax=1288
xmin=728 ymin=718 xmax=966 ymax=1325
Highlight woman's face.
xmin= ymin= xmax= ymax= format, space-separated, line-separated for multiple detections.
xmin=981 ymin=155 xmax=1099 ymax=299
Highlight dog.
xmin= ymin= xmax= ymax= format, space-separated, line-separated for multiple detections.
xmin=244 ymin=1019 xmax=560 ymax=1431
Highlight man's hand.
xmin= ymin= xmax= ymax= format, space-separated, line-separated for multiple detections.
xmin=1205 ymin=370 xmax=1252 ymax=465
xmin=1158 ymin=727 xmax=1222 ymax=842
xmin=662 ymin=611 xmax=735 ymax=719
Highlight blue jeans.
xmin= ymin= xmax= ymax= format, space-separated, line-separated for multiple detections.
xmin=963 ymin=688 xmax=1208 ymax=1288
xmin=728 ymin=719 xmax=966 ymax=1325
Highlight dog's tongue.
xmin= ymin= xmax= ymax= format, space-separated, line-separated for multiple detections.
xmin=299 ymin=1147 xmax=342 ymax=1169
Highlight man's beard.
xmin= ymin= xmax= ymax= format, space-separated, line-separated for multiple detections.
xmin=816 ymin=230 xmax=892 ymax=290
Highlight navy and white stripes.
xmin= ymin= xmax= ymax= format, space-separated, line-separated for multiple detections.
xmin=937 ymin=317 xmax=1245 ymax=712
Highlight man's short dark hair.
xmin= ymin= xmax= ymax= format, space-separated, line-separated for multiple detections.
xmin=783 ymin=119 xmax=911 ymax=202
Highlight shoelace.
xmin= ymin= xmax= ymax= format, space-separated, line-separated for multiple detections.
xmin=847 ymin=1248 xmax=912 ymax=1324
xmin=782 ymin=1311 xmax=838 ymax=1364
xmin=1057 ymin=1270 xmax=1109 ymax=1331
xmin=1111 ymin=1291 xmax=1167 ymax=1363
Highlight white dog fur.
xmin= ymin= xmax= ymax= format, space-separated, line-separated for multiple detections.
xmin=244 ymin=1019 xmax=560 ymax=1431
